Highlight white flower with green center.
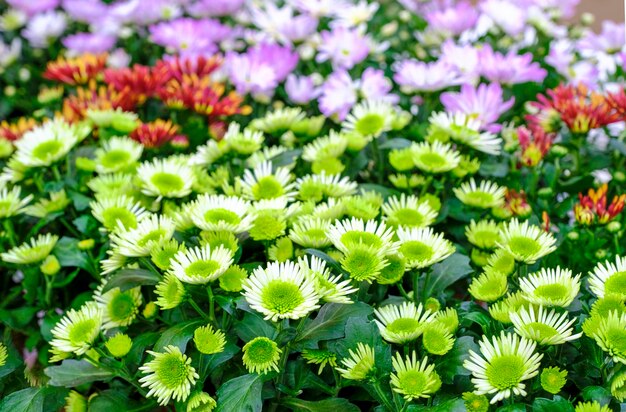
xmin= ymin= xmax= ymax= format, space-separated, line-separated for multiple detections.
xmin=468 ymin=270 xmax=508 ymax=302
xmin=243 ymin=260 xmax=320 ymax=321
xmin=336 ymin=342 xmax=375 ymax=381
xmin=169 ymin=245 xmax=233 ymax=285
xmin=589 ymin=311 xmax=626 ymax=365
xmin=466 ymin=220 xmax=501 ymax=250
xmin=246 ymin=145 xmax=290 ymax=169
xmin=341 ymin=243 xmax=389 ymax=282
xmin=193 ymin=325 xmax=226 ymax=355
xmin=488 ymin=292 xmax=531 ymax=324
xmin=464 ymin=332 xmax=543 ymax=404
xmin=110 ymin=214 xmax=176 ymax=257
xmin=454 ymin=178 xmax=506 ymax=209
xmin=87 ymin=172 xmax=134 ymax=195
xmin=374 ymin=301 xmax=436 ymax=344
xmin=422 ymin=322 xmax=455 ymax=355
xmin=168 ymin=201 xmax=196 ymax=232
xmin=155 ymin=273 xmax=186 ymax=310
xmin=296 ymin=173 xmax=358 ymax=201
xmin=151 ymin=239 xmax=186 ymax=271
xmin=191 ymin=139 xmax=228 ymax=166
xmin=312 ymin=198 xmax=345 ymax=220
xmin=252 ymin=107 xmax=305 ymax=134
xmin=240 ymin=161 xmax=296 ymax=201
xmin=90 ymin=195 xmax=149 ymax=232
xmin=289 ymin=217 xmax=333 ymax=248
xmin=519 ymin=267 xmax=580 ymax=308
xmin=302 ymin=131 xmax=349 ymax=162
xmin=574 ymin=401 xmax=611 ymax=412
xmin=223 ymin=122 xmax=264 ymax=155
xmin=341 ymin=192 xmax=383 ymax=220
xmin=186 ymin=391 xmax=217 ymax=412
xmin=190 ymin=194 xmax=254 ymax=234
xmin=23 ymin=190 xmax=70 ymax=218
xmin=343 ymin=100 xmax=394 ymax=138
xmin=435 ymin=307 xmax=459 ymax=334
xmin=139 ymin=345 xmax=199 ymax=406
xmin=250 ymin=197 xmax=300 ymax=219
xmin=510 ymin=305 xmax=582 ymax=345
xmin=611 ymin=371 xmax=626 ymax=402
xmin=498 ymin=219 xmax=557 ymax=264
xmin=411 ymin=141 xmax=461 ymax=174
xmin=94 ymin=136 xmax=143 ymax=174
xmin=13 ymin=119 xmax=90 ymax=167
xmin=382 ymin=194 xmax=438 ymax=229
xmin=588 ymin=256 xmax=626 ymax=299
xmin=137 ymin=157 xmax=196 ymax=199
xmin=428 ymin=112 xmax=502 ymax=155
xmin=298 ymin=255 xmax=357 ymax=304
xmin=50 ymin=302 xmax=103 ymax=356
xmin=242 ymin=336 xmax=282 ymax=374
xmin=396 ymin=227 xmax=455 ymax=269
xmin=327 ymin=217 xmax=397 ymax=255
xmin=94 ymin=284 xmax=142 ymax=329
xmin=100 ymin=249 xmax=127 ymax=276
xmin=0 ymin=185 xmax=32 ymax=218
xmin=1 ymin=233 xmax=58 ymax=264
xmin=391 ymin=352 xmax=441 ymax=400
xmin=485 ymin=249 xmax=516 ymax=276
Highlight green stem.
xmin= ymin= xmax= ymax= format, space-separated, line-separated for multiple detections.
xmin=187 ymin=297 xmax=211 ymax=322
xmin=2 ymin=220 xmax=17 ymax=247
xmin=44 ymin=274 xmax=55 ymax=307
xmin=207 ymin=286 xmax=216 ymax=327
xmin=52 ymin=165 xmax=62 ymax=181
xmin=421 ymin=269 xmax=431 ymax=303
xmin=370 ymin=380 xmax=396 ymax=412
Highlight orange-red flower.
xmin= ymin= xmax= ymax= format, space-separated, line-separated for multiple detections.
xmin=574 ymin=184 xmax=626 ymax=225
xmin=0 ymin=117 xmax=38 ymax=141
xmin=129 ymin=119 xmax=186 ymax=148
xmin=154 ymin=55 xmax=222 ymax=82
xmin=103 ymin=64 xmax=163 ymax=104
xmin=516 ymin=126 xmax=554 ymax=167
xmin=606 ymin=88 xmax=626 ymax=119
xmin=504 ymin=189 xmax=532 ymax=217
xmin=43 ymin=53 xmax=108 ymax=85
xmin=61 ymin=80 xmax=137 ymax=122
xmin=541 ymin=211 xmax=551 ymax=233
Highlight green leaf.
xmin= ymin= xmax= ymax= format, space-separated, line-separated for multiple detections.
xmin=45 ymin=359 xmax=114 ymax=387
xmin=582 ymin=386 xmax=612 ymax=405
xmin=199 ymin=342 xmax=239 ymax=379
xmin=496 ymin=404 xmax=527 ymax=412
xmin=53 ymin=237 xmax=90 ymax=270
xmin=0 ymin=307 xmax=39 ymax=329
xmin=423 ymin=253 xmax=473 ymax=296
xmin=378 ymin=138 xmax=412 ymax=150
xmin=101 ymin=268 xmax=161 ymax=293
xmin=234 ymin=311 xmax=277 ymax=342
xmin=0 ymin=343 xmax=23 ymax=379
xmin=153 ymin=319 xmax=205 ymax=352
xmin=437 ymin=336 xmax=478 ymax=384
xmin=304 ymin=249 xmax=345 ymax=276
xmin=282 ymin=397 xmax=360 ymax=412
xmin=0 ymin=387 xmax=67 ymax=412
xmin=532 ymin=396 xmax=575 ymax=412
xmin=271 ymin=149 xmax=302 ymax=167
xmin=216 ymin=374 xmax=263 ymax=412
xmin=88 ymin=389 xmax=157 ymax=412
xmin=407 ymin=398 xmax=465 ymax=411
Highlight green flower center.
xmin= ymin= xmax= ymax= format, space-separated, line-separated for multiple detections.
xmin=204 ymin=208 xmax=241 ymax=225
xmin=355 ymin=113 xmax=385 ymax=136
xmin=391 ymin=209 xmax=425 ymax=227
xmin=304 ymin=228 xmax=327 ymax=241
xmin=150 ymin=172 xmax=184 ymax=194
xmin=606 ymin=327 xmax=626 ymax=354
xmin=156 ymin=353 xmax=191 ymax=389
xmin=33 ymin=140 xmax=64 ymax=161
xmin=246 ymin=339 xmax=276 ymax=364
xmin=68 ymin=319 xmax=97 ymax=345
xmin=138 ymin=229 xmax=167 ymax=247
xmin=387 ymin=318 xmax=420 ymax=334
xmin=341 ymin=248 xmax=383 ymax=281
xmin=262 ymin=280 xmax=304 ymax=314
xmin=533 ymin=284 xmax=567 ymax=301
xmin=463 ymin=191 xmax=495 ymax=207
xmin=185 ymin=260 xmax=220 ymax=279
xmin=474 ymin=230 xmax=499 ymax=249
xmin=400 ymin=241 xmax=434 ymax=262
xmin=417 ymin=152 xmax=447 ymax=170
xmin=101 ymin=150 xmax=131 ymax=168
xmin=0 ymin=200 xmax=12 ymax=215
xmin=252 ymin=176 xmax=284 ymax=200
xmin=605 ymin=272 xmax=626 ymax=297
xmin=341 ymin=231 xmax=382 ymax=248
xmin=109 ymin=292 xmax=137 ymax=322
xmin=163 ymin=278 xmax=183 ymax=301
xmin=398 ymin=370 xmax=428 ymax=395
xmin=102 ymin=207 xmax=137 ymax=230
xmin=486 ymin=355 xmax=525 ymax=390
xmin=491 ymin=253 xmax=515 ymax=275
xmin=507 ymin=237 xmax=541 ymax=258
xmin=526 ymin=322 xmax=558 ymax=340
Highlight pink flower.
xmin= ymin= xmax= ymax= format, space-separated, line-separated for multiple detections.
xmin=393 ymin=59 xmax=463 ymax=93
xmin=440 ymin=83 xmax=514 ymax=131
xmin=319 ymin=70 xmax=358 ymax=120
xmin=285 ymin=75 xmax=319 ymax=105
xmin=478 ymin=45 xmax=546 ymax=85
xmin=316 ymin=26 xmax=370 ymax=69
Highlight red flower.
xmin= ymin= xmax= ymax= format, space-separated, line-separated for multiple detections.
xmin=574 ymin=184 xmax=626 ymax=225
xmin=61 ymin=80 xmax=138 ymax=122
xmin=517 ymin=126 xmax=554 ymax=167
xmin=43 ymin=53 xmax=107 ymax=85
xmin=0 ymin=118 xmax=38 ymax=141
xmin=103 ymin=64 xmax=163 ymax=104
xmin=129 ymin=120 xmax=185 ymax=148
xmin=154 ymin=55 xmax=222 ymax=83
xmin=606 ymin=88 xmax=626 ymax=118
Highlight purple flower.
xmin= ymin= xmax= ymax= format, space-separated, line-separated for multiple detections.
xmin=480 ymin=0 xmax=526 ymax=36
xmin=478 ymin=45 xmax=546 ymax=85
xmin=63 ymin=32 xmax=116 ymax=54
xmin=393 ymin=59 xmax=463 ymax=93
xmin=440 ymin=83 xmax=514 ymax=131
xmin=107 ymin=48 xmax=132 ymax=68
xmin=250 ymin=3 xmax=318 ymax=44
xmin=439 ymin=41 xmax=480 ymax=84
xmin=578 ymin=21 xmax=626 ymax=54
xmin=285 ymin=75 xmax=319 ymax=105
xmin=567 ymin=61 xmax=600 ymax=89
xmin=22 ymin=11 xmax=67 ymax=48
xmin=319 ymin=70 xmax=358 ymax=120
xmin=6 ymin=0 xmax=59 ymax=16
xmin=149 ymin=17 xmax=231 ymax=56
xmin=546 ymin=39 xmax=574 ymax=75
xmin=360 ymin=68 xmax=399 ymax=104
xmin=187 ymin=0 xmax=245 ymax=17
xmin=316 ymin=26 xmax=370 ymax=69
xmin=0 ymin=38 xmax=21 ymax=68
xmin=425 ymin=1 xmax=478 ymax=36
xmin=129 ymin=0 xmax=185 ymax=25
xmin=62 ymin=0 xmax=108 ymax=24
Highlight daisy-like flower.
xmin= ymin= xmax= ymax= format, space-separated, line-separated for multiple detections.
xmin=190 ymin=140 xmax=228 ymax=166
xmin=343 ymin=100 xmax=394 ymax=139
xmin=289 ymin=217 xmax=333 ymax=248
xmin=589 ymin=311 xmax=626 ymax=365
xmin=252 ymin=108 xmax=305 ymax=135
xmin=137 ymin=157 xmax=196 ymax=199
xmin=464 ymin=332 xmax=543 ymax=404
xmin=488 ymin=292 xmax=531 ymax=324
xmin=1 ymin=233 xmax=58 ymax=264
xmin=611 ymin=371 xmax=626 ymax=402
xmin=90 ymin=195 xmax=149 ymax=232
xmin=540 ymin=366 xmax=567 ymax=395
xmin=190 ymin=194 xmax=254 ymax=234
xmin=468 ymin=271 xmax=508 ymax=302
xmin=239 ymin=161 xmax=296 ymax=202
xmin=299 ymin=256 xmax=357 ymax=304
xmin=435 ymin=308 xmax=459 ymax=334
xmin=139 ymin=345 xmax=199 ymax=406
xmin=49 ymin=302 xmax=103 ymax=357
xmin=396 ymin=227 xmax=455 ymax=269
xmin=302 ymin=349 xmax=338 ymax=374
xmin=94 ymin=136 xmax=143 ymax=174
xmin=109 ymin=215 xmax=176 ymax=257
xmin=13 ymin=119 xmax=90 ymax=168
xmin=574 ymin=401 xmax=611 ymax=412
xmin=340 ymin=243 xmax=389 ymax=282
xmin=454 ymin=178 xmax=506 ymax=209
xmin=0 ymin=185 xmax=33 ymax=218
xmin=94 ymin=285 xmax=143 ymax=330
xmin=411 ymin=141 xmax=461 ymax=174
xmin=497 ymin=219 xmax=557 ymax=264
xmin=336 ymin=342 xmax=375 ymax=381
xmin=186 ymin=391 xmax=217 ymax=412
xmin=242 ymin=337 xmax=282 ymax=375
xmin=87 ymin=173 xmax=134 ymax=195
xmin=588 ymin=256 xmax=626 ymax=299
xmin=23 ymin=190 xmax=70 ymax=218
xmin=462 ymin=392 xmax=490 ymax=412
xmin=243 ymin=260 xmax=320 ymax=322
xmin=511 ymin=306 xmax=582 ymax=345
xmin=302 ymin=131 xmax=349 ymax=163
xmin=422 ymin=322 xmax=456 ymax=355
xmin=169 ymin=245 xmax=234 ymax=285
xmin=391 ymin=352 xmax=441 ymax=400
xmin=519 ymin=267 xmax=581 ymax=308
xmin=486 ymin=249 xmax=516 ymax=277
xmin=428 ymin=112 xmax=502 ymax=155
xmin=246 ymin=145 xmax=290 ymax=169
xmin=382 ymin=194 xmax=437 ymax=229
xmin=155 ymin=273 xmax=185 ymax=310
xmin=297 ymin=173 xmax=358 ymax=201
xmin=466 ymin=220 xmax=501 ymax=250
xmin=327 ymin=217 xmax=397 ymax=255
xmin=223 ymin=123 xmax=264 ymax=155
xmin=105 ymin=333 xmax=133 ymax=358
xmin=374 ymin=301 xmax=436 ymax=344
xmin=193 ymin=325 xmax=226 ymax=355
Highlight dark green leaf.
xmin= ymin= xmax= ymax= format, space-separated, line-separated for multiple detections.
xmin=424 ymin=254 xmax=473 ymax=296
xmin=271 ymin=149 xmax=302 ymax=168
xmin=304 ymin=249 xmax=345 ymax=275
xmin=532 ymin=396 xmax=575 ymax=412
xmin=45 ymin=359 xmax=113 ymax=387
xmin=153 ymin=319 xmax=205 ymax=352
xmin=101 ymin=268 xmax=161 ymax=293
xmin=0 ymin=307 xmax=38 ymax=329
xmin=437 ymin=336 xmax=478 ymax=384
xmin=234 ymin=312 xmax=277 ymax=342
xmin=378 ymin=138 xmax=412 ymax=150
xmin=0 ymin=343 xmax=23 ymax=379
xmin=200 ymin=342 xmax=239 ymax=379
xmin=53 ymin=237 xmax=90 ymax=270
xmin=0 ymin=387 xmax=67 ymax=412
xmin=282 ymin=397 xmax=360 ymax=412
xmin=582 ymin=386 xmax=612 ymax=405
xmin=216 ymin=374 xmax=263 ymax=412
xmin=496 ymin=404 xmax=527 ymax=412
xmin=68 ymin=190 xmax=91 ymax=211
xmin=407 ymin=398 xmax=465 ymax=411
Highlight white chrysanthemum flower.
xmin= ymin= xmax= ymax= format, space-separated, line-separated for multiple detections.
xmin=428 ymin=111 xmax=502 ymax=155
xmin=374 ymin=301 xmax=436 ymax=344
xmin=453 ymin=178 xmax=506 ymax=209
xmin=90 ymin=195 xmax=149 ymax=232
xmin=519 ymin=267 xmax=580 ymax=308
xmin=1 ymin=233 xmax=58 ymax=264
xmin=336 ymin=342 xmax=376 ymax=381
xmin=13 ymin=119 xmax=90 ymax=167
xmin=223 ymin=123 xmax=264 ymax=155
xmin=302 ymin=131 xmax=349 ymax=162
xmin=139 ymin=345 xmax=199 ymax=406
xmin=327 ymin=217 xmax=397 ymax=255
xmin=109 ymin=215 xmax=176 ymax=257
xmin=298 ymin=255 xmax=357 ymax=304
xmin=246 ymin=145 xmax=290 ymax=169
xmin=137 ymin=157 xmax=196 ymax=199
xmin=411 ymin=141 xmax=461 ymax=174
xmin=466 ymin=219 xmax=501 ymax=250
xmin=252 ymin=107 xmax=305 ymax=134
xmin=94 ymin=136 xmax=143 ymax=174
xmin=23 ymin=190 xmax=70 ymax=218
xmin=312 ymin=197 xmax=345 ymax=220
xmin=190 ymin=194 xmax=254 ymax=233
xmin=588 ymin=256 xmax=626 ymax=299
xmin=94 ymin=284 xmax=143 ymax=329
xmin=498 ymin=219 xmax=557 ymax=264
xmin=191 ymin=139 xmax=228 ymax=166
xmin=243 ymin=260 xmax=320 ymax=322
xmin=250 ymin=197 xmax=300 ymax=219
xmin=464 ymin=332 xmax=543 ymax=404
xmin=396 ymin=227 xmax=455 ymax=269
xmin=0 ymin=185 xmax=33 ymax=218
xmin=391 ymin=352 xmax=441 ymax=400
xmin=87 ymin=172 xmax=134 ymax=195
xmin=382 ymin=194 xmax=437 ymax=228
xmin=289 ymin=217 xmax=333 ymax=248
xmin=343 ymin=100 xmax=394 ymax=138
xmin=100 ymin=249 xmax=127 ymax=275
xmin=511 ymin=305 xmax=582 ymax=345
xmin=589 ymin=311 xmax=626 ymax=365
xmin=169 ymin=245 xmax=234 ymax=285
xmin=49 ymin=302 xmax=103 ymax=356
xmin=297 ymin=173 xmax=358 ymax=200
xmin=167 ymin=201 xmax=196 ymax=232
xmin=239 ymin=161 xmax=296 ymax=201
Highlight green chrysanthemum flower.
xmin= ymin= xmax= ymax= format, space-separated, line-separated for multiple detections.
xmin=588 ymin=256 xmax=626 ymax=299
xmin=519 ymin=267 xmax=580 ymax=308
xmin=589 ymin=311 xmax=626 ymax=364
xmin=498 ymin=219 xmax=557 ymax=264
xmin=343 ymin=100 xmax=394 ymax=138
xmin=94 ymin=136 xmax=143 ymax=174
xmin=411 ymin=141 xmax=461 ymax=174
xmin=435 ymin=308 xmax=459 ymax=334
xmin=540 ymin=366 xmax=567 ymax=394
xmin=489 ymin=292 xmax=530 ymax=324
xmin=336 ymin=343 xmax=375 ymax=381
xmin=193 ymin=325 xmax=226 ymax=355
xmin=50 ymin=302 xmax=103 ymax=357
xmin=327 ymin=217 xmax=396 ymax=255
xmin=250 ymin=212 xmax=287 ymax=241
xmin=469 ymin=270 xmax=508 ymax=302
xmin=137 ymin=157 xmax=196 ymax=199
xmin=268 ymin=237 xmax=294 ymax=262
xmin=611 ymin=371 xmax=626 ymax=402
xmin=240 ymin=161 xmax=295 ymax=201
xmin=169 ymin=245 xmax=234 ymax=285
xmin=466 ymin=220 xmax=501 ymax=250
xmin=143 ymin=302 xmax=158 ymax=319
xmin=396 ymin=227 xmax=455 ymax=269
xmin=289 ymin=218 xmax=333 ymax=249
xmin=23 ymin=190 xmax=70 ymax=218
xmin=454 ymin=178 xmax=505 ymax=209
xmin=105 ymin=333 xmax=133 ymax=358
xmin=574 ymin=401 xmax=611 ymax=412
xmin=186 ymin=391 xmax=217 ymax=412
xmin=224 ymin=123 xmax=264 ymax=155
xmin=390 ymin=352 xmax=441 ymax=400
xmin=462 ymin=392 xmax=489 ymax=412
xmin=252 ymin=107 xmax=305 ymax=135
xmin=1 ymin=234 xmax=58 ymax=265
xmin=95 ymin=285 xmax=142 ymax=329
xmin=0 ymin=342 xmax=7 ymax=367
xmin=342 ymin=193 xmax=382 ymax=220
xmin=302 ymin=349 xmax=338 ymax=374
xmin=90 ymin=195 xmax=149 ymax=232
xmin=341 ymin=244 xmax=389 ymax=283
xmin=242 ymin=337 xmax=281 ymax=375
xmin=486 ymin=249 xmax=516 ymax=277
xmin=511 ymin=306 xmax=581 ymax=345
xmin=64 ymin=390 xmax=87 ymax=412
xmin=374 ymin=302 xmax=436 ymax=344
xmin=382 ymin=194 xmax=437 ymax=229
xmin=424 ymin=297 xmax=441 ymax=313
xmin=151 ymin=240 xmax=186 ymax=271
xmin=376 ymin=254 xmax=407 ymax=285
xmin=155 ymin=273 xmax=186 ymax=310
xmin=199 ymin=231 xmax=239 ymax=253
xmin=219 ymin=265 xmax=248 ymax=293
xmin=422 ymin=322 xmax=455 ymax=355
xmin=389 ymin=147 xmax=416 ymax=172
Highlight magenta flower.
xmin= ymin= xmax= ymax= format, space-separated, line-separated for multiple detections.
xmin=7 ymin=0 xmax=59 ymax=16
xmin=425 ymin=1 xmax=478 ymax=36
xmin=316 ymin=26 xmax=370 ymax=69
xmin=393 ymin=59 xmax=463 ymax=93
xmin=285 ymin=75 xmax=320 ymax=105
xmin=149 ymin=18 xmax=231 ymax=56
xmin=440 ymin=83 xmax=514 ymax=131
xmin=186 ymin=0 xmax=245 ymax=17
xmin=63 ymin=32 xmax=116 ymax=54
xmin=319 ymin=70 xmax=358 ymax=120
xmin=478 ymin=45 xmax=546 ymax=85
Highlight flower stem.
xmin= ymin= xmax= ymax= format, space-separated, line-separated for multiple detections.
xmin=370 ymin=379 xmax=396 ymax=412
xmin=207 ymin=286 xmax=217 ymax=327
xmin=187 ymin=296 xmax=211 ymax=322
